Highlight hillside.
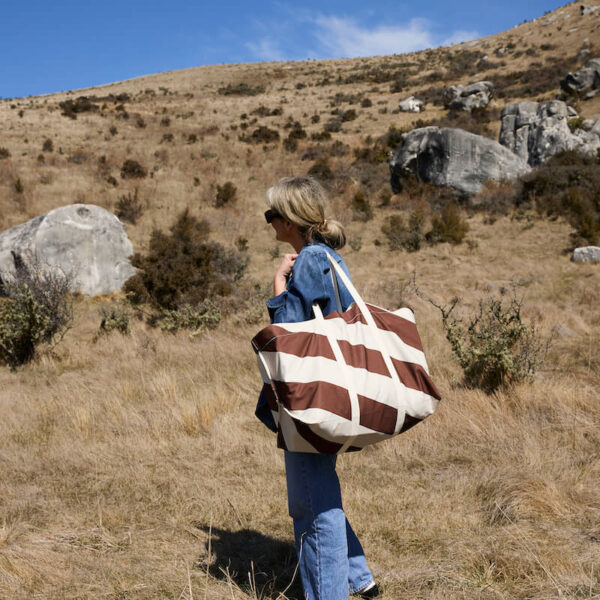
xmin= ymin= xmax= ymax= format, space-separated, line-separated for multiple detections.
xmin=0 ymin=2 xmax=599 ymax=599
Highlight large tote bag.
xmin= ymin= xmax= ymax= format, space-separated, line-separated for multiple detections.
xmin=252 ymin=254 xmax=441 ymax=454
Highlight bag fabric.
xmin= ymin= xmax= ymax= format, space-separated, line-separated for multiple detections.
xmin=251 ymin=254 xmax=441 ymax=454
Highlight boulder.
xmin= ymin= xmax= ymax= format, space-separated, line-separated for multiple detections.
xmin=560 ymin=57 xmax=600 ymax=96
xmin=499 ymin=100 xmax=600 ymax=166
xmin=443 ymin=81 xmax=494 ymax=113
xmin=571 ymin=246 xmax=600 ymax=263
xmin=398 ymin=96 xmax=424 ymax=113
xmin=389 ymin=127 xmax=530 ymax=196
xmin=0 ymin=204 xmax=136 ymax=296
xmin=580 ymin=4 xmax=600 ymax=16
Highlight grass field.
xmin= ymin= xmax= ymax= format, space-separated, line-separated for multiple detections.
xmin=1 ymin=2 xmax=600 ymax=598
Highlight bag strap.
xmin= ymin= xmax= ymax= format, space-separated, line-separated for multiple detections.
xmin=321 ymin=254 xmax=407 ymax=435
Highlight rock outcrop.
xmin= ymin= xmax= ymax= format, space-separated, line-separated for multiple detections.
xmin=572 ymin=246 xmax=600 ymax=263
xmin=0 ymin=204 xmax=136 ymax=296
xmin=443 ymin=81 xmax=494 ymax=113
xmin=398 ymin=96 xmax=424 ymax=113
xmin=560 ymin=57 xmax=600 ymax=98
xmin=499 ymin=100 xmax=600 ymax=166
xmin=389 ymin=127 xmax=530 ymax=196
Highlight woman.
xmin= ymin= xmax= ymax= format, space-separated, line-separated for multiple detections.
xmin=255 ymin=176 xmax=379 ymax=600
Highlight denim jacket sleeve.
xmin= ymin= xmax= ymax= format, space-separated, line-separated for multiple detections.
xmin=266 ymin=247 xmax=330 ymax=324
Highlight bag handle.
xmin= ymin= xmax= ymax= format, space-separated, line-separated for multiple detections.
xmin=321 ymin=254 xmax=406 ymax=435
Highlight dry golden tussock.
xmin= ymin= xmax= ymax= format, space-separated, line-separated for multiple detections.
xmin=1 ymin=2 xmax=600 ymax=597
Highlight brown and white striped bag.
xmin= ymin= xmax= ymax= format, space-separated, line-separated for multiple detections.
xmin=252 ymin=254 xmax=441 ymax=454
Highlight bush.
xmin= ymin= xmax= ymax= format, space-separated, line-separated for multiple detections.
xmin=382 ymin=208 xmax=425 ymax=252
xmin=0 ymin=258 xmax=73 ymax=368
xmin=98 ymin=305 xmax=130 ymax=335
xmin=149 ymin=300 xmax=221 ymax=334
xmin=42 ymin=138 xmax=53 ymax=152
xmin=120 ymin=159 xmax=147 ymax=179
xmin=115 ymin=188 xmax=144 ymax=224
xmin=59 ymin=96 xmax=99 ymax=119
xmin=215 ymin=182 xmax=237 ymax=207
xmin=0 ymin=147 xmax=10 ymax=159
xmin=427 ymin=202 xmax=469 ymax=244
xmin=218 ymin=83 xmax=265 ymax=96
xmin=351 ymin=190 xmax=373 ymax=222
xmin=124 ymin=209 xmax=247 ymax=311
xmin=307 ymin=160 xmax=334 ymax=183
xmin=240 ymin=126 xmax=280 ymax=144
xmin=428 ymin=292 xmax=548 ymax=392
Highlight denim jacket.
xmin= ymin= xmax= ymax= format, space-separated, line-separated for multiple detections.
xmin=255 ymin=242 xmax=354 ymax=431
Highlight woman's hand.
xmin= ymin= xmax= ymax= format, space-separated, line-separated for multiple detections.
xmin=274 ymin=253 xmax=298 ymax=295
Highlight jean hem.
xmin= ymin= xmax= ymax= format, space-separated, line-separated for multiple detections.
xmin=351 ymin=578 xmax=375 ymax=595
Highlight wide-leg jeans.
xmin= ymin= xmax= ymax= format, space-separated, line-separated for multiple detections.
xmin=284 ymin=451 xmax=374 ymax=600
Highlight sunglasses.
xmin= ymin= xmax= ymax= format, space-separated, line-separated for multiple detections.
xmin=264 ymin=209 xmax=282 ymax=224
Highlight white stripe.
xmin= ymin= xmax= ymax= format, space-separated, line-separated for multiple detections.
xmin=268 ymin=317 xmax=429 ymax=373
xmin=278 ymin=411 xmax=316 ymax=452
xmin=261 ymin=351 xmax=439 ymax=420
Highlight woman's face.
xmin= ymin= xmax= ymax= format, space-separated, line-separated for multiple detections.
xmin=270 ymin=215 xmax=290 ymax=243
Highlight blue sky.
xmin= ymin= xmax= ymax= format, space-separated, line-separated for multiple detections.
xmin=1 ymin=1 xmax=567 ymax=98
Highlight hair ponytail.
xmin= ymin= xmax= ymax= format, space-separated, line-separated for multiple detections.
xmin=266 ymin=176 xmax=346 ymax=250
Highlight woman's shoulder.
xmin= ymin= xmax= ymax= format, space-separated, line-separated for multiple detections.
xmin=299 ymin=242 xmax=341 ymax=261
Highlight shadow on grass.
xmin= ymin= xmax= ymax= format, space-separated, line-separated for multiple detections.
xmin=194 ymin=524 xmax=304 ymax=599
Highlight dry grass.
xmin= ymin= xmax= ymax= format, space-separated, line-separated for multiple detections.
xmin=1 ymin=3 xmax=600 ymax=598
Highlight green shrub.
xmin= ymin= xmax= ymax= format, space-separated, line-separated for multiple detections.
xmin=351 ymin=190 xmax=373 ymax=222
xmin=307 ymin=160 xmax=334 ymax=183
xmin=115 ymin=188 xmax=144 ymax=224
xmin=42 ymin=138 xmax=53 ymax=152
xmin=0 ymin=260 xmax=73 ymax=368
xmin=124 ymin=209 xmax=247 ymax=311
xmin=429 ymin=292 xmax=548 ymax=392
xmin=150 ymin=300 xmax=221 ymax=335
xmin=59 ymin=96 xmax=99 ymax=119
xmin=99 ymin=305 xmax=131 ymax=335
xmin=215 ymin=182 xmax=237 ymax=207
xmin=427 ymin=202 xmax=469 ymax=244
xmin=0 ymin=147 xmax=10 ymax=159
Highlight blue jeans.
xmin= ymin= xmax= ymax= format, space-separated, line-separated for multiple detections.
xmin=284 ymin=451 xmax=374 ymax=599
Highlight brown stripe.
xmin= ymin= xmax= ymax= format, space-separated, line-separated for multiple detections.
xmin=262 ymin=383 xmax=279 ymax=411
xmin=357 ymin=394 xmax=398 ymax=435
xmin=261 ymin=331 xmax=335 ymax=360
xmin=392 ymin=358 xmax=442 ymax=400
xmin=276 ymin=427 xmax=288 ymax=451
xmin=400 ymin=414 xmax=422 ymax=433
xmin=273 ymin=380 xmax=351 ymax=420
xmin=329 ymin=303 xmax=424 ymax=352
xmin=292 ymin=420 xmax=344 ymax=454
xmin=338 ymin=340 xmax=389 ymax=377
xmin=252 ymin=325 xmax=297 ymax=353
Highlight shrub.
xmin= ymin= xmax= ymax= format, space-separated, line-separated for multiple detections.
xmin=124 ymin=209 xmax=247 ymax=311
xmin=0 ymin=258 xmax=73 ymax=368
xmin=324 ymin=118 xmax=342 ymax=133
xmin=311 ymin=131 xmax=331 ymax=141
xmin=382 ymin=208 xmax=425 ymax=252
xmin=150 ymin=300 xmax=221 ymax=334
xmin=427 ymin=202 xmax=469 ymax=244
xmin=120 ymin=159 xmax=147 ymax=179
xmin=98 ymin=305 xmax=130 ymax=335
xmin=427 ymin=292 xmax=548 ymax=392
xmin=115 ymin=188 xmax=144 ymax=224
xmin=307 ymin=160 xmax=334 ymax=183
xmin=351 ymin=190 xmax=373 ymax=222
xmin=240 ymin=126 xmax=280 ymax=144
xmin=59 ymin=96 xmax=99 ymax=119
xmin=42 ymin=138 xmax=53 ymax=152
xmin=0 ymin=147 xmax=10 ymax=159
xmin=14 ymin=178 xmax=24 ymax=195
xmin=341 ymin=109 xmax=358 ymax=122
xmin=215 ymin=182 xmax=237 ymax=207
xmin=218 ymin=83 xmax=265 ymax=96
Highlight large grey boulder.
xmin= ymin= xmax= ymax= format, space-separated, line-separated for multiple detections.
xmin=560 ymin=57 xmax=600 ymax=97
xmin=0 ymin=204 xmax=136 ymax=296
xmin=398 ymin=96 xmax=424 ymax=113
xmin=389 ymin=127 xmax=530 ymax=196
xmin=443 ymin=81 xmax=494 ymax=113
xmin=572 ymin=246 xmax=600 ymax=263
xmin=499 ymin=100 xmax=600 ymax=166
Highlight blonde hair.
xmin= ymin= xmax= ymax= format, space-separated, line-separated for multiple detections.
xmin=265 ymin=176 xmax=346 ymax=249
